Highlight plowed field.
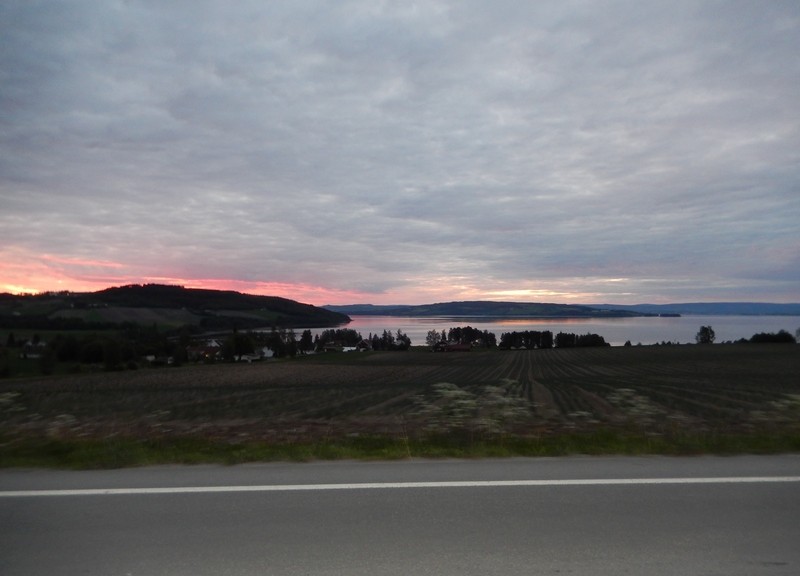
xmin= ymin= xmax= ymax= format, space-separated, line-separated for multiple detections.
xmin=2 ymin=345 xmax=799 ymax=443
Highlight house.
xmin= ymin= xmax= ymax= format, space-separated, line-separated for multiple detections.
xmin=324 ymin=339 xmax=371 ymax=353
xmin=20 ymin=339 xmax=47 ymax=359
xmin=187 ymin=345 xmax=222 ymax=363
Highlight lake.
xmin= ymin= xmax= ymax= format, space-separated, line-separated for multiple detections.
xmin=308 ymin=315 xmax=800 ymax=347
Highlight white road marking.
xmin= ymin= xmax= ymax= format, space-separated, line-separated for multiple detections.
xmin=2 ymin=476 xmax=800 ymax=497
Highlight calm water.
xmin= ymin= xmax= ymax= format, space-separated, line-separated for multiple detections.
xmin=309 ymin=315 xmax=800 ymax=347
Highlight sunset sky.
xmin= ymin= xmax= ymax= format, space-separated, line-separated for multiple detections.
xmin=2 ymin=1 xmax=799 ymax=305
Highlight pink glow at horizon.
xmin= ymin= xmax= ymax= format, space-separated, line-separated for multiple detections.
xmin=0 ymin=270 xmax=367 ymax=305
xmin=0 ymin=249 xmax=765 ymax=306
xmin=0 ymin=253 xmax=598 ymax=305
xmin=2 ymin=268 xmax=795 ymax=306
xmin=0 ymin=273 xmax=483 ymax=306
xmin=2 ymin=251 xmax=794 ymax=305
xmin=0 ymin=265 xmax=641 ymax=306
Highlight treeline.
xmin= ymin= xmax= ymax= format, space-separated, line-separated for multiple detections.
xmin=428 ymin=328 xmax=609 ymax=349
xmin=1 ymin=324 xmax=420 ymax=378
xmin=742 ymin=330 xmax=796 ymax=344
xmin=315 ymin=328 xmax=412 ymax=351
xmin=554 ymin=332 xmax=609 ymax=347
xmin=425 ymin=326 xmax=497 ymax=348
xmin=2 ymin=326 xmax=310 ymax=377
xmin=4 ymin=327 xmax=179 ymax=375
xmin=498 ymin=330 xmax=553 ymax=349
xmin=498 ymin=330 xmax=608 ymax=349
xmin=368 ymin=330 xmax=411 ymax=351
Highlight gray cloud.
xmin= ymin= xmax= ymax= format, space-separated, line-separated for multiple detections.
xmin=1 ymin=0 xmax=798 ymax=303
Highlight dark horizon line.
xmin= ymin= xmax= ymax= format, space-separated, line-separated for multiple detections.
xmin=4 ymin=286 xmax=799 ymax=309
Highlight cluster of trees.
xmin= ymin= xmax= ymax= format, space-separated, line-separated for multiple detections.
xmin=554 ymin=332 xmax=609 ymax=348
xmin=742 ymin=330 xmax=796 ymax=344
xmin=498 ymin=330 xmax=608 ymax=349
xmin=264 ymin=328 xmax=309 ymax=356
xmin=304 ymin=328 xmax=412 ymax=351
xmin=697 ymin=326 xmax=797 ymax=345
xmin=2 ymin=323 xmax=421 ymax=378
xmin=426 ymin=328 xmax=612 ymax=349
xmin=315 ymin=328 xmax=362 ymax=348
xmin=368 ymin=330 xmax=412 ymax=351
xmin=498 ymin=330 xmax=553 ymax=349
xmin=425 ymin=326 xmax=496 ymax=348
xmin=5 ymin=328 xmax=168 ymax=374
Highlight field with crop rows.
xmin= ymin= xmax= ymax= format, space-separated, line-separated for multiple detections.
xmin=2 ymin=344 xmax=799 ymax=449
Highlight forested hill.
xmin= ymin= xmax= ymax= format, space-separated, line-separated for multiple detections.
xmin=323 ymin=301 xmax=645 ymax=318
xmin=0 ymin=285 xmax=349 ymax=330
xmin=592 ymin=302 xmax=800 ymax=316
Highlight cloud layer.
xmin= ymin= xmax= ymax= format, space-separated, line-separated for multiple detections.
xmin=2 ymin=1 xmax=799 ymax=303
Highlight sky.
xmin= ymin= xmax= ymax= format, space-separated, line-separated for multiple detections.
xmin=1 ymin=1 xmax=799 ymax=306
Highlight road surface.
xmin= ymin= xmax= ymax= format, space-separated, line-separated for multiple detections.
xmin=2 ymin=455 xmax=799 ymax=575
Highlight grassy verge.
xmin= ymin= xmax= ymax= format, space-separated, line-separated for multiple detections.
xmin=3 ymin=430 xmax=800 ymax=469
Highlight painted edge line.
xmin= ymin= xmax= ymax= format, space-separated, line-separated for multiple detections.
xmin=2 ymin=476 xmax=800 ymax=497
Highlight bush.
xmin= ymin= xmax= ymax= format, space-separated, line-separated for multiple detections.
xmin=750 ymin=330 xmax=796 ymax=344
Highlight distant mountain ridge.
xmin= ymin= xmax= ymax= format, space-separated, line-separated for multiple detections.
xmin=323 ymin=301 xmax=645 ymax=318
xmin=324 ymin=301 xmax=800 ymax=317
xmin=591 ymin=302 xmax=800 ymax=316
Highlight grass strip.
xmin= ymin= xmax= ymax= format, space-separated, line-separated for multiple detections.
xmin=2 ymin=430 xmax=800 ymax=469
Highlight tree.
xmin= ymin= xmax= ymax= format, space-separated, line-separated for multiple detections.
xmin=395 ymin=329 xmax=411 ymax=350
xmin=316 ymin=328 xmax=362 ymax=349
xmin=223 ymin=331 xmax=255 ymax=361
xmin=425 ymin=329 xmax=443 ymax=348
xmin=695 ymin=325 xmax=715 ymax=344
xmin=80 ymin=338 xmax=105 ymax=364
xmin=555 ymin=332 xmax=577 ymax=348
xmin=498 ymin=330 xmax=552 ymax=349
xmin=103 ymin=337 xmax=123 ymax=371
xmin=446 ymin=326 xmax=496 ymax=348
xmin=299 ymin=330 xmax=314 ymax=353
xmin=380 ymin=329 xmax=395 ymax=350
xmin=285 ymin=329 xmax=298 ymax=357
xmin=749 ymin=330 xmax=796 ymax=344
xmin=39 ymin=347 xmax=57 ymax=375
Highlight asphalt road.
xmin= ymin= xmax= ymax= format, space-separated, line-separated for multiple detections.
xmin=2 ymin=455 xmax=800 ymax=575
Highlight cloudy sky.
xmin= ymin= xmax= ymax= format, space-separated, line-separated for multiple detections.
xmin=2 ymin=1 xmax=799 ymax=305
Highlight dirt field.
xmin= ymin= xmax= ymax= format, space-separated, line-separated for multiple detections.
xmin=2 ymin=344 xmax=799 ymax=443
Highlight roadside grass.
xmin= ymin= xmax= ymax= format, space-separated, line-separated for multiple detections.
xmin=3 ymin=429 xmax=800 ymax=469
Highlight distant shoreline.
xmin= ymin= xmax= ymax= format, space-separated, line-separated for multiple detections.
xmin=324 ymin=301 xmax=800 ymax=318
